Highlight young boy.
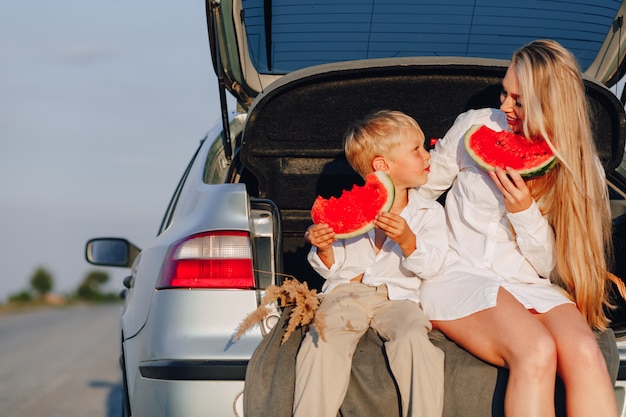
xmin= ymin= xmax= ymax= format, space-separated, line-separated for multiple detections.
xmin=293 ymin=110 xmax=446 ymax=417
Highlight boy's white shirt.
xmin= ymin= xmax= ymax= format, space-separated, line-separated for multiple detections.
xmin=307 ymin=188 xmax=448 ymax=304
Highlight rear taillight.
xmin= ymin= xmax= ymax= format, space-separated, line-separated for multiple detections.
xmin=159 ymin=231 xmax=255 ymax=289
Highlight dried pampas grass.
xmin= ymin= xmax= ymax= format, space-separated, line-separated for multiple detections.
xmin=233 ymin=277 xmax=325 ymax=344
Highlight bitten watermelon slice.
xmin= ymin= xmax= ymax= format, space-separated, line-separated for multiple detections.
xmin=311 ymin=171 xmax=395 ymax=239
xmin=464 ymin=124 xmax=557 ymax=179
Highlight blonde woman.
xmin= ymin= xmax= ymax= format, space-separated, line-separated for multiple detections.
xmin=418 ymin=39 xmax=619 ymax=416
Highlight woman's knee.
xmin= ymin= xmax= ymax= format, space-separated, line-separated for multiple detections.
xmin=508 ymin=331 xmax=557 ymax=377
xmin=559 ymin=332 xmax=605 ymax=370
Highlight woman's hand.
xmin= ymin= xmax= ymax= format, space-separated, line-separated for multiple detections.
xmin=489 ymin=166 xmax=533 ymax=213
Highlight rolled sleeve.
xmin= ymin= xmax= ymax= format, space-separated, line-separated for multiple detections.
xmin=401 ymin=203 xmax=448 ymax=279
xmin=507 ymin=201 xmax=555 ymax=278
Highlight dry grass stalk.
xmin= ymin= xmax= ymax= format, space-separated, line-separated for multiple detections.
xmin=232 ymin=277 xmax=325 ymax=344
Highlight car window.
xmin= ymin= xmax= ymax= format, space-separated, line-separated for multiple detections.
xmin=241 ymin=0 xmax=621 ymax=75
xmin=158 ymin=141 xmax=205 ymax=235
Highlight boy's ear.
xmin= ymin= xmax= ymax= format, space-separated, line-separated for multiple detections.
xmin=372 ymin=156 xmax=388 ymax=171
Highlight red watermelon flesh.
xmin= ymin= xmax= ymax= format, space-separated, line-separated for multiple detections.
xmin=464 ymin=124 xmax=557 ymax=179
xmin=310 ymin=171 xmax=395 ymax=239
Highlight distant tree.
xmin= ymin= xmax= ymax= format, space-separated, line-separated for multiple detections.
xmin=8 ymin=290 xmax=33 ymax=303
xmin=76 ymin=270 xmax=110 ymax=301
xmin=30 ymin=267 xmax=54 ymax=297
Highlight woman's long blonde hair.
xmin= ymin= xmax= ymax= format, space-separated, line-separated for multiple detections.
xmin=513 ymin=39 xmax=614 ymax=330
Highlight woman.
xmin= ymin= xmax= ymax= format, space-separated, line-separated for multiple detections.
xmin=418 ymin=39 xmax=619 ymax=416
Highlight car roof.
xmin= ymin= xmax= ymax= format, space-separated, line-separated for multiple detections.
xmin=208 ymin=0 xmax=626 ymax=105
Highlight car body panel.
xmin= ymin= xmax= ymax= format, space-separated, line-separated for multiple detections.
xmin=121 ymin=184 xmax=251 ymax=339
xmin=144 ymin=290 xmax=265 ymax=360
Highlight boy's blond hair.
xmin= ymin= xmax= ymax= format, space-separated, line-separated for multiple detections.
xmin=344 ymin=110 xmax=425 ymax=178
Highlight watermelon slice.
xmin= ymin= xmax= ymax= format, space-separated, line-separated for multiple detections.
xmin=464 ymin=124 xmax=557 ymax=179
xmin=310 ymin=171 xmax=395 ymax=239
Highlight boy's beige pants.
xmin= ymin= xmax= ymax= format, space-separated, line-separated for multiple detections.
xmin=293 ymin=283 xmax=444 ymax=417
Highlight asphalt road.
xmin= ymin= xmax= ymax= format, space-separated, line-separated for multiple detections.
xmin=0 ymin=304 xmax=122 ymax=417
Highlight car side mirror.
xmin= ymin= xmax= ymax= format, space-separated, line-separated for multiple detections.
xmin=85 ymin=238 xmax=141 ymax=268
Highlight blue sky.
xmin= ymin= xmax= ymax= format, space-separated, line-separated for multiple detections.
xmin=0 ymin=0 xmax=226 ymax=301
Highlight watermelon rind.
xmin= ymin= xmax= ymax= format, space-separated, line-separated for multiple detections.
xmin=464 ymin=124 xmax=557 ymax=179
xmin=311 ymin=171 xmax=395 ymax=239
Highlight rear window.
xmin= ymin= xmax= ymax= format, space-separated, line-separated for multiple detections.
xmin=241 ymin=0 xmax=621 ymax=74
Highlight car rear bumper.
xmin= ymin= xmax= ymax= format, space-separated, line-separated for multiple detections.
xmin=123 ymin=289 xmax=271 ymax=417
xmin=132 ymin=378 xmax=246 ymax=416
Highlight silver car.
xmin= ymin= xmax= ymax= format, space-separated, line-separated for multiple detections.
xmin=86 ymin=1 xmax=626 ymax=416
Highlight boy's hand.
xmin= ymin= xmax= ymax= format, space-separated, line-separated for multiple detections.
xmin=305 ymin=224 xmax=336 ymax=268
xmin=374 ymin=212 xmax=416 ymax=256
xmin=305 ymin=223 xmax=336 ymax=251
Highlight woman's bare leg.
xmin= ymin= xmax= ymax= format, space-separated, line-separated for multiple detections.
xmin=537 ymin=304 xmax=618 ymax=417
xmin=432 ymin=288 xmax=557 ymax=417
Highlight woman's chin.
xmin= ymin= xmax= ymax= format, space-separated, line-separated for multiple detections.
xmin=507 ymin=120 xmax=522 ymax=133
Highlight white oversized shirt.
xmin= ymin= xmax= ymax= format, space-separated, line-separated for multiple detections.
xmin=418 ymin=108 xmax=556 ymax=285
xmin=307 ymin=189 xmax=448 ymax=304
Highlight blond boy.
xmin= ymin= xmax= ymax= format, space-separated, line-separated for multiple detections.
xmin=293 ymin=110 xmax=446 ymax=417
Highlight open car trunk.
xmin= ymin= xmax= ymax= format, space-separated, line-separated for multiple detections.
xmin=238 ymin=58 xmax=626 ymax=417
xmin=239 ymin=57 xmax=626 ymax=287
